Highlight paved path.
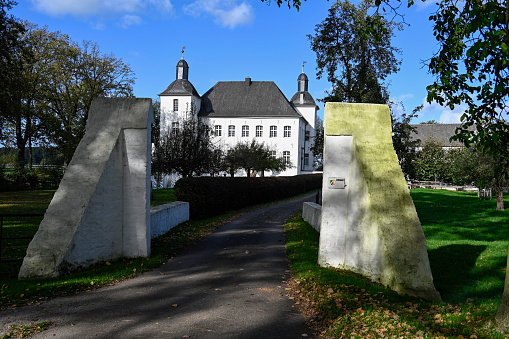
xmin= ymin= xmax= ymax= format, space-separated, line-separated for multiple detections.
xmin=0 ymin=194 xmax=315 ymax=339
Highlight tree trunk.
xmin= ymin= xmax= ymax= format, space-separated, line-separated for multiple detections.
xmin=497 ymin=190 xmax=505 ymax=211
xmin=496 ymin=244 xmax=509 ymax=330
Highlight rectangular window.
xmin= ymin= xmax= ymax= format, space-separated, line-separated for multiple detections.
xmin=173 ymin=99 xmax=178 ymax=112
xmin=171 ymin=121 xmax=179 ymax=133
xmin=228 ymin=125 xmax=235 ymax=137
xmin=283 ymin=151 xmax=290 ymax=165
xmin=269 ymin=151 xmax=276 ymax=158
xmin=214 ymin=125 xmax=222 ymax=137
xmin=305 ymin=130 xmax=310 ymax=141
xmin=304 ymin=153 xmax=309 ymax=166
xmin=242 ymin=125 xmax=249 ymax=137
xmin=284 ymin=126 xmax=291 ymax=138
xmin=256 ymin=125 xmax=263 ymax=137
xmin=270 ymin=125 xmax=277 ymax=138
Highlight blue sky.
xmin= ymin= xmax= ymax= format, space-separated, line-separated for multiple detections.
xmin=10 ymin=0 xmax=465 ymax=124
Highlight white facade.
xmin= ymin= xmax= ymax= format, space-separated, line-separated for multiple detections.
xmin=158 ymin=56 xmax=318 ymax=177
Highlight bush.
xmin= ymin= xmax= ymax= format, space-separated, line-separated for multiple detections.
xmin=175 ymin=174 xmax=322 ymax=220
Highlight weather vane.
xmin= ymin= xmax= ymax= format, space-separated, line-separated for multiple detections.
xmin=302 ymin=61 xmax=307 ymax=73
xmin=181 ymin=46 xmax=186 ymax=59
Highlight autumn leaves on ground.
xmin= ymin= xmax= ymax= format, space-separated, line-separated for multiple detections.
xmin=285 ymin=189 xmax=509 ymax=338
xmin=1 ymin=188 xmax=509 ymax=338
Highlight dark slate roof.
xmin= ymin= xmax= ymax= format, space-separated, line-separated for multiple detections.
xmin=290 ymin=91 xmax=317 ymax=106
xmin=298 ymin=73 xmax=308 ymax=81
xmin=198 ymin=80 xmax=302 ymax=118
xmin=410 ymin=124 xmax=466 ymax=147
xmin=159 ymin=79 xmax=200 ymax=98
xmin=177 ymin=59 xmax=188 ymax=68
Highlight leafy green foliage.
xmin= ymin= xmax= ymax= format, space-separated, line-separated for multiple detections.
xmin=152 ymin=112 xmax=217 ymax=178
xmin=308 ymin=0 xmax=401 ymax=104
xmin=226 ymin=140 xmax=289 ymax=177
xmin=413 ymin=137 xmax=447 ymax=181
xmin=1 ymin=21 xmax=135 ymax=167
xmin=426 ymin=0 xmax=509 ymax=209
xmin=391 ymin=103 xmax=421 ymax=178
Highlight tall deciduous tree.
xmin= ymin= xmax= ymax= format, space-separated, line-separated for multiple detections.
xmin=413 ymin=137 xmax=447 ymax=182
xmin=38 ymin=38 xmax=135 ymax=164
xmin=391 ymin=103 xmax=421 ymax=179
xmin=152 ymin=113 xmax=217 ymax=178
xmin=228 ymin=140 xmax=289 ymax=177
xmin=426 ymin=0 xmax=509 ymax=212
xmin=308 ymin=0 xmax=401 ymax=104
xmin=0 ymin=0 xmax=29 ymax=169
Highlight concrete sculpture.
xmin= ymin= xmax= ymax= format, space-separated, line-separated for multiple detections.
xmin=318 ymin=102 xmax=441 ymax=302
xmin=19 ymin=97 xmax=153 ymax=279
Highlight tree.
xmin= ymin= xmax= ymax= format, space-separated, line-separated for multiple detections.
xmin=0 ymin=0 xmax=30 ymax=170
xmin=227 ymin=140 xmax=290 ymax=177
xmin=426 ymin=0 xmax=509 ymax=213
xmin=38 ymin=38 xmax=135 ymax=164
xmin=413 ymin=137 xmax=447 ymax=182
xmin=308 ymin=0 xmax=401 ymax=104
xmin=391 ymin=103 xmax=421 ymax=179
xmin=152 ymin=112 xmax=217 ymax=178
xmin=1 ymin=21 xmax=135 ymax=167
xmin=310 ymin=116 xmax=324 ymax=170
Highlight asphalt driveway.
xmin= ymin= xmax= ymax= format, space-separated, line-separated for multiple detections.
xmin=0 ymin=194 xmax=315 ymax=339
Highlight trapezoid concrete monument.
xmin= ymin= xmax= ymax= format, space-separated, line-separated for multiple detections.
xmin=318 ymin=102 xmax=441 ymax=302
xmin=19 ymin=97 xmax=153 ymax=279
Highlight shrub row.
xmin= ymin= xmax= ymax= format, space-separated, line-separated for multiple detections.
xmin=0 ymin=167 xmax=63 ymax=192
xmin=174 ymin=174 xmax=322 ymax=220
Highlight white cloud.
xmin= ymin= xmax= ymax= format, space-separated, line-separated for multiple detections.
xmin=183 ymin=0 xmax=254 ymax=28
xmin=439 ymin=111 xmax=463 ymax=123
xmin=149 ymin=0 xmax=174 ymax=13
xmin=30 ymin=0 xmax=103 ymax=16
xmin=30 ymin=0 xmax=174 ymax=27
xmin=415 ymin=0 xmax=437 ymax=10
xmin=420 ymin=98 xmax=467 ymax=124
xmin=121 ymin=14 xmax=142 ymax=28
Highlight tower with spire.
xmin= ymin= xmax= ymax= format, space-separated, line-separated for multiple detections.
xmin=158 ymin=46 xmax=201 ymax=136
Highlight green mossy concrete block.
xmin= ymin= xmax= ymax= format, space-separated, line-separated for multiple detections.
xmin=320 ymin=102 xmax=441 ymax=302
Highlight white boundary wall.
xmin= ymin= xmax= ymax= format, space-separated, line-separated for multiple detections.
xmin=151 ymin=202 xmax=190 ymax=238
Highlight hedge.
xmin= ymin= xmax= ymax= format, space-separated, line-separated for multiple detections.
xmin=174 ymin=174 xmax=322 ymax=220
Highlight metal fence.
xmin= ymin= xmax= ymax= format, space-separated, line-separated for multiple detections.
xmin=0 ymin=213 xmax=43 ymax=263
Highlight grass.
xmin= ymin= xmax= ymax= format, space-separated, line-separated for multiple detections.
xmin=284 ymin=188 xmax=509 ymax=338
xmin=150 ymin=188 xmax=177 ymax=207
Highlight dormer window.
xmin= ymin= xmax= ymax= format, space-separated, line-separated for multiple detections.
xmin=173 ymin=99 xmax=179 ymax=112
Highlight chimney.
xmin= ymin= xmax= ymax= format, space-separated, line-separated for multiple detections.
xmin=245 ymin=77 xmax=251 ymax=87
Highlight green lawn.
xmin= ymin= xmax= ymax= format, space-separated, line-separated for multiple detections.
xmin=412 ymin=188 xmax=509 ymax=305
xmin=285 ymin=188 xmax=509 ymax=338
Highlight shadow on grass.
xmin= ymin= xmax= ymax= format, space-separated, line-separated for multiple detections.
xmin=429 ymin=243 xmax=507 ymax=303
xmin=412 ymin=189 xmax=509 ymax=242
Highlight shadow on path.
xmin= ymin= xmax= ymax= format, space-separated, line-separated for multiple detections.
xmin=0 ymin=194 xmax=315 ymax=339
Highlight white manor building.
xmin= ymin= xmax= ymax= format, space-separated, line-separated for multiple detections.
xmin=159 ymin=55 xmax=319 ymax=178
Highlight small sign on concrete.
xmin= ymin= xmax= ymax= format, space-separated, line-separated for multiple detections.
xmin=328 ymin=177 xmax=346 ymax=189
